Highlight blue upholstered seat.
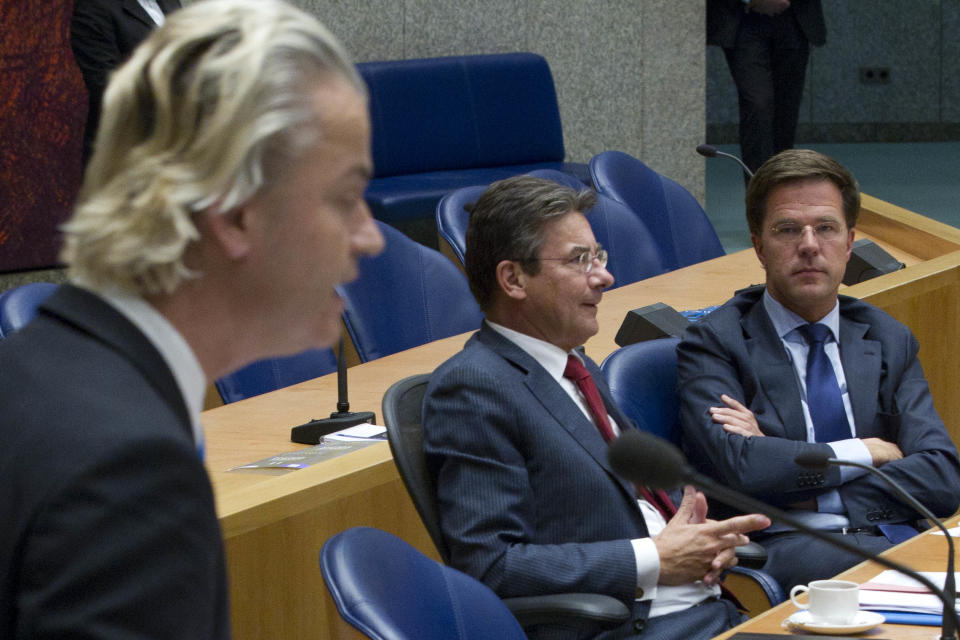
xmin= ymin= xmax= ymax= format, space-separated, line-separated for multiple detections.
xmin=0 ymin=282 xmax=58 ymax=338
xmin=358 ymin=53 xmax=588 ymax=226
xmin=590 ymin=150 xmax=724 ymax=271
xmin=436 ymin=170 xmax=666 ymax=287
xmin=526 ymin=169 xmax=666 ymax=287
xmin=214 ymin=348 xmax=338 ymax=404
xmin=339 ymin=221 xmax=483 ymax=362
xmin=321 ymin=527 xmax=528 ymax=640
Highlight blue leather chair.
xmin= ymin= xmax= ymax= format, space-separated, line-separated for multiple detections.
xmin=214 ymin=348 xmax=338 ymax=403
xmin=600 ymin=338 xmax=785 ymax=615
xmin=436 ymin=184 xmax=485 ymax=268
xmin=340 ymin=221 xmax=484 ymax=363
xmin=435 ymin=171 xmax=666 ymax=287
xmin=358 ymin=53 xmax=589 ymax=227
xmin=590 ymin=150 xmax=724 ymax=271
xmin=321 ymin=526 xmax=528 ymax=640
xmin=0 ymin=282 xmax=58 ymax=338
xmin=526 ymin=169 xmax=666 ymax=287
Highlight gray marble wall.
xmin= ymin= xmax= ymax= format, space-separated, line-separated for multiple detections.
xmin=708 ymin=1 xmax=960 ymax=142
xmin=294 ymin=0 xmax=708 ymax=200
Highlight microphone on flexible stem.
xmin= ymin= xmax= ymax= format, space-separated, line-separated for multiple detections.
xmin=796 ymin=450 xmax=957 ymax=637
xmin=290 ymin=337 xmax=376 ymax=444
xmin=696 ymin=143 xmax=754 ymax=179
xmin=608 ymin=430 xmax=960 ymax=640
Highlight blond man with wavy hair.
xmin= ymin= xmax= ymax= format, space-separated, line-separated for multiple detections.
xmin=0 ymin=1 xmax=383 ymax=636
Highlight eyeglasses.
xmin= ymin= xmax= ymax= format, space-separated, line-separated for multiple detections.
xmin=539 ymin=248 xmax=609 ymax=274
xmin=769 ymin=221 xmax=845 ymax=244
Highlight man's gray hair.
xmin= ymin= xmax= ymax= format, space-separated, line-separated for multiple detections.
xmin=465 ymin=175 xmax=596 ymax=310
xmin=62 ymin=0 xmax=364 ymax=294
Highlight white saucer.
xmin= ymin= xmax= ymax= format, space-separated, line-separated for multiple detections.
xmin=782 ymin=610 xmax=885 ymax=635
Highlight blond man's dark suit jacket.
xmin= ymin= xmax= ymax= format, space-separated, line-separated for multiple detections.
xmin=677 ymin=285 xmax=960 ymax=525
xmin=0 ymin=285 xmax=229 ymax=639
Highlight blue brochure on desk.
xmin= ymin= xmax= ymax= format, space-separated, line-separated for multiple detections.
xmin=874 ymin=611 xmax=941 ymax=626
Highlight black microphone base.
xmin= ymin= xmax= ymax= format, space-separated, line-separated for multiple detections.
xmin=290 ymin=410 xmax=376 ymax=444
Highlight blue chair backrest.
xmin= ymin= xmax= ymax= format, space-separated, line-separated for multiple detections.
xmin=436 ymin=172 xmax=666 ymax=288
xmin=0 ymin=282 xmax=58 ymax=338
xmin=526 ymin=169 xmax=666 ymax=287
xmin=214 ymin=348 xmax=338 ymax=403
xmin=436 ymin=184 xmax=487 ymax=267
xmin=600 ymin=337 xmax=682 ymax=445
xmin=357 ymin=53 xmax=565 ymax=178
xmin=590 ymin=150 xmax=724 ymax=271
xmin=340 ymin=221 xmax=483 ymax=362
xmin=321 ymin=527 xmax=526 ymax=640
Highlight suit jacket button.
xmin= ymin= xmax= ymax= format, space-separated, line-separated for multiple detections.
xmin=633 ymin=619 xmax=646 ymax=632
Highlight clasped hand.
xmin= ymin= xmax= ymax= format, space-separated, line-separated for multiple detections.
xmin=654 ymin=486 xmax=770 ymax=586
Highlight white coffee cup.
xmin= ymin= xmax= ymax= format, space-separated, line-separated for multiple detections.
xmin=790 ymin=579 xmax=860 ymax=625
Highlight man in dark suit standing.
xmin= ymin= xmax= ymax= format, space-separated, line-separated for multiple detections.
xmin=0 ymin=1 xmax=384 ymax=637
xmin=707 ymin=0 xmax=826 ymax=174
xmin=677 ymin=149 xmax=960 ymax=591
xmin=423 ymin=176 xmax=769 ymax=639
xmin=72 ymin=0 xmax=182 ymax=165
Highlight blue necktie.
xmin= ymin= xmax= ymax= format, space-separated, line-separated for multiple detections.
xmin=797 ymin=323 xmax=850 ymax=443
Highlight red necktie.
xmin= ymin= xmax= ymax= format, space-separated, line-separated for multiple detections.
xmin=563 ymin=355 xmax=676 ymax=519
xmin=564 ymin=355 xmax=616 ymax=442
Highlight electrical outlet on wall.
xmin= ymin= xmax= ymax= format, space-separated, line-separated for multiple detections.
xmin=859 ymin=67 xmax=891 ymax=85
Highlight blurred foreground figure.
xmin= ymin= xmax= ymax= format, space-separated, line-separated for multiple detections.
xmin=0 ymin=1 xmax=382 ymax=637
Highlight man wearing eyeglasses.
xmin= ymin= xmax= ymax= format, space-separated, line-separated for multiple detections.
xmin=677 ymin=149 xmax=960 ymax=592
xmin=423 ymin=175 xmax=770 ymax=640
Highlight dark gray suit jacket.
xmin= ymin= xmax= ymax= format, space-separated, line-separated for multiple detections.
xmin=423 ymin=324 xmax=650 ymax=625
xmin=71 ymin=0 xmax=181 ymax=162
xmin=0 ymin=285 xmax=229 ymax=639
xmin=677 ymin=286 xmax=960 ymax=526
xmin=706 ymin=0 xmax=826 ymax=48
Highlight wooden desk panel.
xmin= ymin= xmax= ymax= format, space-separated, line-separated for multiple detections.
xmin=203 ymin=195 xmax=960 ymax=638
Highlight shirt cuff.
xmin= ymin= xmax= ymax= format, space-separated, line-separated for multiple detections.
xmin=631 ymin=537 xmax=660 ymax=600
xmin=828 ymin=438 xmax=873 ymax=482
xmin=816 ymin=489 xmax=845 ymax=514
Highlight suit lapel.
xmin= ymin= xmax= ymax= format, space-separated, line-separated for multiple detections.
xmin=123 ymin=0 xmax=159 ymax=28
xmin=159 ymin=0 xmax=182 ymax=14
xmin=477 ymin=326 xmax=637 ymax=500
xmin=39 ymin=285 xmax=192 ymax=434
xmin=837 ymin=315 xmax=881 ymax=436
xmin=742 ymin=300 xmax=808 ymax=441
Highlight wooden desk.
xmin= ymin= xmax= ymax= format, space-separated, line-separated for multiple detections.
xmin=203 ymin=194 xmax=960 ymax=638
xmin=716 ymin=516 xmax=960 ymax=640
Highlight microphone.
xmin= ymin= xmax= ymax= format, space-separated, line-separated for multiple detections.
xmin=609 ymin=430 xmax=960 ymax=640
xmin=290 ymin=337 xmax=376 ymax=444
xmin=795 ymin=451 xmax=956 ymax=638
xmin=696 ymin=143 xmax=754 ymax=179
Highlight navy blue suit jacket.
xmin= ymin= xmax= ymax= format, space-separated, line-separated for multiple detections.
xmin=0 ymin=285 xmax=229 ymax=638
xmin=423 ymin=323 xmax=648 ymax=613
xmin=677 ymin=286 xmax=960 ymax=526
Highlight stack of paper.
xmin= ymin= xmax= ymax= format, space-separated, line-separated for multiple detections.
xmin=860 ymin=571 xmax=959 ymax=623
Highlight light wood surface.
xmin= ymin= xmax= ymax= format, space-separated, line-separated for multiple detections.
xmin=715 ymin=515 xmax=960 ymax=640
xmin=202 ymin=194 xmax=960 ymax=639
